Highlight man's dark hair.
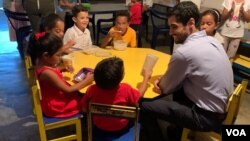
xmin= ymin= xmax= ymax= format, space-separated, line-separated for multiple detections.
xmin=94 ymin=57 xmax=124 ymax=89
xmin=168 ymin=1 xmax=200 ymax=28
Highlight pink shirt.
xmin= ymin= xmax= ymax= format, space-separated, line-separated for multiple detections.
xmin=36 ymin=66 xmax=81 ymax=118
xmin=81 ymin=83 xmax=141 ymax=131
xmin=130 ymin=2 xmax=142 ymax=25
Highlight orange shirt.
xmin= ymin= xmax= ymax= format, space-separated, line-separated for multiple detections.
xmin=109 ymin=26 xmax=137 ymax=47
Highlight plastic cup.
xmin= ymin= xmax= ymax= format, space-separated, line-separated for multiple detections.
xmin=62 ymin=55 xmax=74 ymax=72
xmin=142 ymin=54 xmax=159 ymax=72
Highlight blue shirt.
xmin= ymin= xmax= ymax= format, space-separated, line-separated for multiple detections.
xmin=159 ymin=30 xmax=234 ymax=113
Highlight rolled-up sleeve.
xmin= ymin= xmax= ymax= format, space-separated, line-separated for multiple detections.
xmin=159 ymin=51 xmax=189 ymax=95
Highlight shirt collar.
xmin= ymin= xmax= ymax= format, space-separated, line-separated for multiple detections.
xmin=73 ymin=24 xmax=86 ymax=35
xmin=184 ymin=30 xmax=206 ymax=44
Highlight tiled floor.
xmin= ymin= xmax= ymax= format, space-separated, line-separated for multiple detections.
xmin=0 ymin=9 xmax=249 ymax=141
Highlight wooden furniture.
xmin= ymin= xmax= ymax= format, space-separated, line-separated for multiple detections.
xmin=64 ymin=48 xmax=171 ymax=98
xmin=181 ymin=79 xmax=249 ymax=141
xmin=87 ymin=102 xmax=140 ymax=141
xmin=31 ymin=80 xmax=83 ymax=141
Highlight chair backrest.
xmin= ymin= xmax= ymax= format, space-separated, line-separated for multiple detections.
xmin=3 ymin=8 xmax=30 ymax=31
xmin=150 ymin=4 xmax=172 ymax=28
xmin=181 ymin=79 xmax=249 ymax=141
xmin=32 ymin=80 xmax=83 ymax=141
xmin=223 ymin=79 xmax=248 ymax=124
xmin=87 ymin=102 xmax=140 ymax=141
xmin=96 ymin=18 xmax=115 ymax=45
xmin=31 ymin=80 xmax=46 ymax=135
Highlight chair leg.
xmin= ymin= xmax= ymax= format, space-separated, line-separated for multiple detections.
xmin=96 ymin=32 xmax=100 ymax=45
xmin=145 ymin=22 xmax=148 ymax=41
xmin=76 ymin=120 xmax=82 ymax=141
xmin=137 ymin=29 xmax=142 ymax=48
xmin=151 ymin=30 xmax=158 ymax=49
xmin=90 ymin=14 xmax=96 ymax=42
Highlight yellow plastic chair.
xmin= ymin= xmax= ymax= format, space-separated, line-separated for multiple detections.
xmin=31 ymin=80 xmax=83 ymax=141
xmin=24 ymin=55 xmax=36 ymax=86
xmin=181 ymin=79 xmax=248 ymax=141
xmin=24 ymin=55 xmax=32 ymax=79
xmin=87 ymin=102 xmax=140 ymax=141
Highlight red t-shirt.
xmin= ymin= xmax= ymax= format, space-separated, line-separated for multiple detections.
xmin=36 ymin=66 xmax=81 ymax=118
xmin=130 ymin=2 xmax=142 ymax=25
xmin=81 ymin=83 xmax=141 ymax=131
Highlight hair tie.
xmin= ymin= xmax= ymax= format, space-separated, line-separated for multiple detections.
xmin=210 ymin=9 xmax=220 ymax=21
xmin=35 ymin=32 xmax=45 ymax=40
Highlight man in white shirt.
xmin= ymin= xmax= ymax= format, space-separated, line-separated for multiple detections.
xmin=140 ymin=1 xmax=233 ymax=141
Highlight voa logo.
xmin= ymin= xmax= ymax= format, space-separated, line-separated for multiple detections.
xmin=226 ymin=129 xmax=246 ymax=136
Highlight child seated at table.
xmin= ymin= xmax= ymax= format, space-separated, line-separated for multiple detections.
xmin=27 ymin=13 xmax=75 ymax=65
xmin=81 ymin=57 xmax=151 ymax=132
xmin=29 ymin=32 xmax=93 ymax=118
xmin=63 ymin=4 xmax=92 ymax=51
xmin=100 ymin=11 xmax=137 ymax=48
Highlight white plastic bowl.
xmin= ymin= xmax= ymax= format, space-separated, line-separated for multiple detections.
xmin=113 ymin=40 xmax=127 ymax=51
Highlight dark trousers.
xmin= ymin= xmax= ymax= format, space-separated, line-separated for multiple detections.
xmin=139 ymin=89 xmax=226 ymax=141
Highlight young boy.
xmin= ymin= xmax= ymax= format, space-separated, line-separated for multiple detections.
xmin=81 ymin=57 xmax=151 ymax=132
xmin=63 ymin=4 xmax=92 ymax=51
xmin=100 ymin=11 xmax=137 ymax=48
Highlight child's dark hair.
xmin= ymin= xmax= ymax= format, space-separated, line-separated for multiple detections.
xmin=201 ymin=8 xmax=221 ymax=24
xmin=39 ymin=13 xmax=64 ymax=32
xmin=27 ymin=32 xmax=63 ymax=65
xmin=72 ymin=4 xmax=88 ymax=17
xmin=94 ymin=57 xmax=124 ymax=89
xmin=168 ymin=1 xmax=200 ymax=28
xmin=115 ymin=10 xmax=131 ymax=22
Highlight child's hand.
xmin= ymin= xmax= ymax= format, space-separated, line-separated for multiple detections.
xmin=108 ymin=30 xmax=122 ymax=40
xmin=83 ymin=72 xmax=94 ymax=84
xmin=239 ymin=2 xmax=245 ymax=17
xmin=63 ymin=40 xmax=76 ymax=51
xmin=65 ymin=65 xmax=74 ymax=73
xmin=141 ymin=69 xmax=152 ymax=81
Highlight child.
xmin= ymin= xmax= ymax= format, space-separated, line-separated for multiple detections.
xmin=81 ymin=57 xmax=151 ymax=132
xmin=200 ymin=9 xmax=224 ymax=45
xmin=101 ymin=11 xmax=137 ymax=48
xmin=39 ymin=13 xmax=65 ymax=39
xmin=31 ymin=32 xmax=93 ymax=118
xmin=220 ymin=0 xmax=250 ymax=61
xmin=129 ymin=0 xmax=143 ymax=29
xmin=27 ymin=13 xmax=74 ymax=65
xmin=63 ymin=4 xmax=92 ymax=51
xmin=129 ymin=0 xmax=143 ymax=47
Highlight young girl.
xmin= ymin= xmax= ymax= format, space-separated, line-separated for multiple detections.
xmin=200 ymin=9 xmax=224 ymax=45
xmin=39 ymin=13 xmax=65 ymax=39
xmin=221 ymin=0 xmax=250 ymax=61
xmin=31 ymin=32 xmax=93 ymax=118
xmin=81 ymin=57 xmax=151 ymax=132
xmin=27 ymin=13 xmax=75 ymax=65
xmin=63 ymin=4 xmax=92 ymax=51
